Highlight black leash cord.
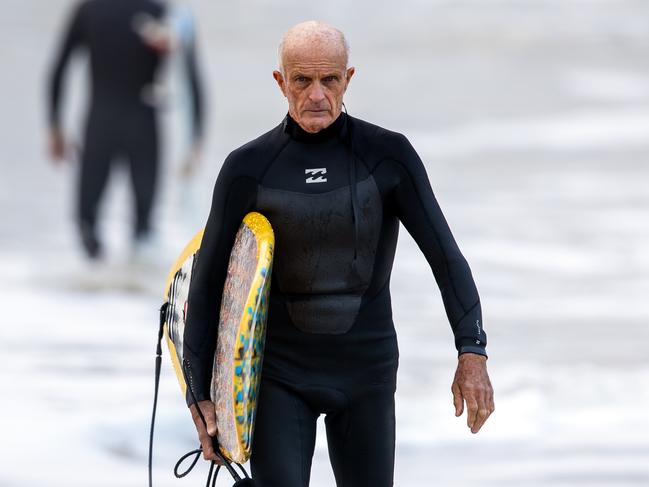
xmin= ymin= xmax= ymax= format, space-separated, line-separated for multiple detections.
xmin=149 ymin=302 xmax=252 ymax=486
xmin=174 ymin=450 xmax=253 ymax=487
xmin=174 ymin=448 xmax=220 ymax=486
xmin=149 ymin=302 xmax=168 ymax=487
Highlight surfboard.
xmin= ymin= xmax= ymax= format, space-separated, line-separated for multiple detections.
xmin=162 ymin=212 xmax=274 ymax=463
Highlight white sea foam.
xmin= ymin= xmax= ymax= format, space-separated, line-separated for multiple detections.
xmin=408 ymin=109 xmax=649 ymax=158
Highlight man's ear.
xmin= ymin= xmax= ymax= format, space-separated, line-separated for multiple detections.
xmin=273 ymin=70 xmax=287 ymax=97
xmin=346 ymin=66 xmax=356 ymax=83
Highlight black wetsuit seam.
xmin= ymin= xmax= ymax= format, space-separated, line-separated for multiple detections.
xmin=453 ymin=299 xmax=481 ymax=330
xmin=359 ymin=183 xmax=386 ymax=309
xmin=362 ymin=277 xmax=392 ymax=309
xmin=351 ymin=147 xmax=371 ymax=175
xmin=258 ymin=135 xmax=292 ymax=182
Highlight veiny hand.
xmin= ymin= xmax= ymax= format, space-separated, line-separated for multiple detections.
xmin=189 ymin=400 xmax=221 ymax=462
xmin=451 ymin=353 xmax=494 ymax=434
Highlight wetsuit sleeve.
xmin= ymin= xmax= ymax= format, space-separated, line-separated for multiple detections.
xmin=390 ymin=134 xmax=487 ymax=356
xmin=182 ymin=155 xmax=257 ymax=404
xmin=48 ymin=1 xmax=87 ymax=130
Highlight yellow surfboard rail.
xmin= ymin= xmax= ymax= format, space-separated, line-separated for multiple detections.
xmin=164 ymin=228 xmax=204 ymax=396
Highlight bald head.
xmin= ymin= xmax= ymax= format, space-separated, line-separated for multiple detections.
xmin=278 ymin=21 xmax=349 ymax=75
xmin=273 ymin=21 xmax=355 ymax=133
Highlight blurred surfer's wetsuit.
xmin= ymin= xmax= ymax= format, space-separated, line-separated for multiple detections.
xmin=184 ymin=113 xmax=486 ymax=486
xmin=48 ymin=0 xmax=204 ymax=257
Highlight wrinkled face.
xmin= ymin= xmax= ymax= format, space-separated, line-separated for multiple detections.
xmin=273 ymin=48 xmax=355 ymax=133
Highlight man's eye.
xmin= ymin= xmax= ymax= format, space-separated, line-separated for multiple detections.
xmin=323 ymin=76 xmax=338 ymax=83
xmin=295 ymin=76 xmax=308 ymax=83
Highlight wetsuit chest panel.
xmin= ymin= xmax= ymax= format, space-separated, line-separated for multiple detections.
xmin=262 ymin=137 xmax=355 ymax=192
xmin=257 ymin=175 xmax=382 ymax=334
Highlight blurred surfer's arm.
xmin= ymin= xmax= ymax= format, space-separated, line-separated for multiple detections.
xmin=182 ymin=151 xmax=257 ymax=406
xmin=390 ymin=133 xmax=494 ymax=432
xmin=180 ymin=14 xmax=205 ymax=178
xmin=47 ymin=1 xmax=87 ymax=163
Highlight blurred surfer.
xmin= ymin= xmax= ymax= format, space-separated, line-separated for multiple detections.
xmin=183 ymin=21 xmax=493 ymax=486
xmin=46 ymin=0 xmax=204 ymax=260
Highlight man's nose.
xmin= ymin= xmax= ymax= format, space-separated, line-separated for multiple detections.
xmin=308 ymin=82 xmax=325 ymax=103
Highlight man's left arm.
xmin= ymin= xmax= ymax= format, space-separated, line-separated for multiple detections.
xmin=390 ymin=133 xmax=494 ymax=432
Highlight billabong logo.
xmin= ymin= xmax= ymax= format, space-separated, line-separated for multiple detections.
xmin=305 ymin=168 xmax=327 ymax=184
xmin=476 ymin=319 xmax=481 ymax=335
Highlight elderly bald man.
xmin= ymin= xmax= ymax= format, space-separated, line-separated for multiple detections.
xmin=183 ymin=21 xmax=494 ymax=486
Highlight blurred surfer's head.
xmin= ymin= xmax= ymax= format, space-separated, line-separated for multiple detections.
xmin=273 ymin=21 xmax=355 ymax=133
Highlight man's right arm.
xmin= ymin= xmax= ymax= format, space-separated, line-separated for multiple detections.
xmin=182 ymin=153 xmax=257 ymax=406
xmin=182 ymin=151 xmax=257 ymax=461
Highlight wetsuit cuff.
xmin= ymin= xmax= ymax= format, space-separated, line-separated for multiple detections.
xmin=457 ymin=338 xmax=487 ymax=357
xmin=185 ymin=389 xmax=211 ymax=406
xmin=458 ymin=346 xmax=488 ymax=357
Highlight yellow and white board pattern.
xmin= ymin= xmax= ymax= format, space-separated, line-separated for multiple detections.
xmin=163 ymin=212 xmax=274 ymax=464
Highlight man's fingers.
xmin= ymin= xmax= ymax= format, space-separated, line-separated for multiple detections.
xmin=198 ymin=431 xmax=224 ymax=463
xmin=190 ymin=411 xmax=215 ymax=460
xmin=455 ymin=383 xmax=494 ymax=433
xmin=198 ymin=401 xmax=218 ymax=437
xmin=198 ymin=427 xmax=217 ymax=460
xmin=451 ymin=383 xmax=463 ymax=417
xmin=190 ymin=401 xmax=220 ymax=461
xmin=465 ymin=397 xmax=479 ymax=429
xmin=471 ymin=407 xmax=491 ymax=434
xmin=469 ymin=388 xmax=495 ymax=433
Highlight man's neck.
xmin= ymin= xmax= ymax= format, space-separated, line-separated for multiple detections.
xmin=284 ymin=113 xmax=346 ymax=143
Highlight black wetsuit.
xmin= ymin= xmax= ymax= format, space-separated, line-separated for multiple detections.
xmin=48 ymin=0 xmax=203 ymax=256
xmin=184 ymin=113 xmax=486 ymax=486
